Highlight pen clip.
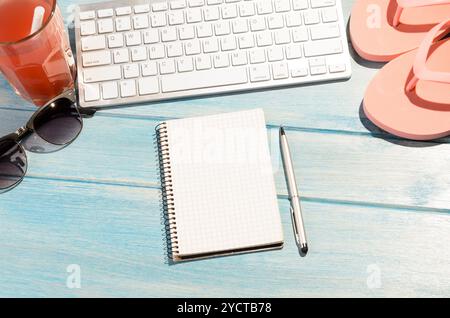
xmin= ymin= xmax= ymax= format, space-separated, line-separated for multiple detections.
xmin=290 ymin=204 xmax=300 ymax=242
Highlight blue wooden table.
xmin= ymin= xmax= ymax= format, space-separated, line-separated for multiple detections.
xmin=1 ymin=0 xmax=449 ymax=297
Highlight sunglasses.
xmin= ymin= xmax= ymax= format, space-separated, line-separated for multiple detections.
xmin=0 ymin=90 xmax=85 ymax=193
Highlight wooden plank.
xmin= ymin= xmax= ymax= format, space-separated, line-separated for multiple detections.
xmin=0 ymin=178 xmax=449 ymax=297
xmin=0 ymin=107 xmax=446 ymax=211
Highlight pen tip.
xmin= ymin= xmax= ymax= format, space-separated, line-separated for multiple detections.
xmin=300 ymin=244 xmax=308 ymax=256
xmin=280 ymin=126 xmax=285 ymax=135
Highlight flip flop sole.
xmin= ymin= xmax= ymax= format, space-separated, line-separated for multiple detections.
xmin=350 ymin=0 xmax=450 ymax=62
xmin=363 ymin=39 xmax=450 ymax=140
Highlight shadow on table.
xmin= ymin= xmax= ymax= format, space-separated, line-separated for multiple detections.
xmin=358 ymin=102 xmax=448 ymax=147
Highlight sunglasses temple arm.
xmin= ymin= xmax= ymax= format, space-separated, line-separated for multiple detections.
xmin=78 ymin=107 xmax=97 ymax=119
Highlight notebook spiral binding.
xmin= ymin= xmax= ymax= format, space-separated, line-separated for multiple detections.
xmin=156 ymin=123 xmax=179 ymax=259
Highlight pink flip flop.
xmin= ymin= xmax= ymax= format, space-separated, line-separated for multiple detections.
xmin=363 ymin=19 xmax=450 ymax=140
xmin=350 ymin=0 xmax=450 ymax=62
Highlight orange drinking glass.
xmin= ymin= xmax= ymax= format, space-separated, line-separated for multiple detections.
xmin=0 ymin=0 xmax=75 ymax=107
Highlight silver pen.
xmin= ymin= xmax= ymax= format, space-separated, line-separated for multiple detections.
xmin=279 ymin=127 xmax=308 ymax=256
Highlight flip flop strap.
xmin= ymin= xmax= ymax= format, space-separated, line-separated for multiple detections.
xmin=406 ymin=18 xmax=450 ymax=91
xmin=393 ymin=0 xmax=450 ymax=27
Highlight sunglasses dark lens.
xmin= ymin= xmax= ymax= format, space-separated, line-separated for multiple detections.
xmin=33 ymin=98 xmax=82 ymax=146
xmin=0 ymin=140 xmax=27 ymax=190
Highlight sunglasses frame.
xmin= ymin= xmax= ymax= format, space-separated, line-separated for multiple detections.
xmin=0 ymin=89 xmax=86 ymax=193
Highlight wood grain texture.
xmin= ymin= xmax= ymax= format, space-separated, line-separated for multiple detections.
xmin=0 ymin=0 xmax=449 ymax=297
xmin=1 ymin=179 xmax=449 ymax=297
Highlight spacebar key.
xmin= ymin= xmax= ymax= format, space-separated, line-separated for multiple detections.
xmin=161 ymin=68 xmax=248 ymax=93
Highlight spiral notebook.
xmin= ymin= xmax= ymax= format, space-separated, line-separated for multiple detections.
xmin=156 ymin=109 xmax=284 ymax=262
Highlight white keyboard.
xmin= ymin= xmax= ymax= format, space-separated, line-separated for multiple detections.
xmin=75 ymin=0 xmax=352 ymax=108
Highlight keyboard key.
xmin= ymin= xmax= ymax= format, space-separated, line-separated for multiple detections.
xmin=125 ymin=31 xmax=142 ymax=46
xmin=102 ymin=82 xmax=119 ymax=99
xmin=150 ymin=12 xmax=167 ymax=27
xmin=291 ymin=65 xmax=308 ymax=77
xmin=202 ymin=38 xmax=219 ymax=53
xmin=304 ymin=10 xmax=320 ymax=25
xmin=179 ymin=25 xmax=196 ymax=40
xmin=293 ymin=0 xmax=309 ymax=10
xmin=197 ymin=24 xmax=213 ymax=37
xmin=120 ymin=80 xmax=137 ymax=97
xmin=213 ymin=53 xmax=230 ymax=68
xmin=152 ymin=2 xmax=168 ymax=11
xmin=272 ymin=62 xmax=289 ymax=79
xmin=116 ymin=6 xmax=132 ymax=16
xmin=250 ymin=65 xmax=270 ymax=82
xmin=143 ymin=29 xmax=159 ymax=44
xmin=256 ymin=0 xmax=273 ymax=14
xmin=321 ymin=8 xmax=338 ymax=22
xmin=274 ymin=29 xmax=291 ymax=44
xmin=222 ymin=4 xmax=238 ymax=19
xmin=329 ymin=64 xmax=346 ymax=73
xmin=311 ymin=0 xmax=336 ymax=8
xmin=214 ymin=21 xmax=231 ymax=36
xmin=83 ymin=65 xmax=121 ymax=83
xmin=309 ymin=57 xmax=327 ymax=75
xmin=80 ymin=21 xmax=96 ymax=36
xmin=116 ymin=16 xmax=132 ymax=31
xmin=79 ymin=11 xmax=95 ymax=21
xmin=239 ymin=2 xmax=256 ymax=17
xmin=134 ymin=4 xmax=150 ymax=13
xmin=141 ymin=61 xmax=158 ymax=76
xmin=171 ymin=0 xmax=187 ymax=9
xmin=249 ymin=17 xmax=266 ymax=31
xmin=82 ymin=51 xmax=111 ymax=67
xmin=131 ymin=46 xmax=147 ymax=61
xmin=274 ymin=0 xmax=291 ymax=13
xmin=159 ymin=60 xmax=176 ymax=74
xmin=185 ymin=40 xmax=201 ymax=55
xmin=84 ymin=84 xmax=100 ymax=101
xmin=149 ymin=44 xmax=166 ymax=59
xmin=123 ymin=64 xmax=140 ymax=78
xmin=161 ymin=67 xmax=247 ymax=92
xmin=133 ymin=14 xmax=150 ymax=29
xmin=195 ymin=55 xmax=212 ymax=70
xmin=238 ymin=34 xmax=255 ymax=49
xmin=285 ymin=12 xmax=302 ymax=27
xmin=310 ymin=23 xmax=340 ymax=40
xmin=256 ymin=31 xmax=273 ymax=47
xmin=177 ymin=57 xmax=194 ymax=72
xmin=168 ymin=10 xmax=185 ymax=25
xmin=113 ymin=48 xmax=130 ymax=63
xmin=286 ymin=44 xmax=302 ymax=59
xmin=97 ymin=9 xmax=113 ymax=18
xmin=292 ymin=27 xmax=309 ymax=42
xmin=139 ymin=77 xmax=160 ymax=95
xmin=81 ymin=35 xmax=106 ymax=51
xmin=231 ymin=51 xmax=248 ymax=66
xmin=267 ymin=46 xmax=284 ymax=61
xmin=221 ymin=36 xmax=237 ymax=51
xmin=188 ymin=0 xmax=204 ymax=7
xmin=167 ymin=42 xmax=183 ymax=57
xmin=161 ymin=27 xmax=178 ymax=42
xmin=232 ymin=19 xmax=249 ymax=33
xmin=249 ymin=49 xmax=266 ymax=64
xmin=204 ymin=6 xmax=220 ymax=21
xmin=186 ymin=8 xmax=202 ymax=23
xmin=268 ymin=15 xmax=284 ymax=29
xmin=304 ymin=39 xmax=342 ymax=57
xmin=98 ymin=19 xmax=114 ymax=33
xmin=108 ymin=34 xmax=124 ymax=48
